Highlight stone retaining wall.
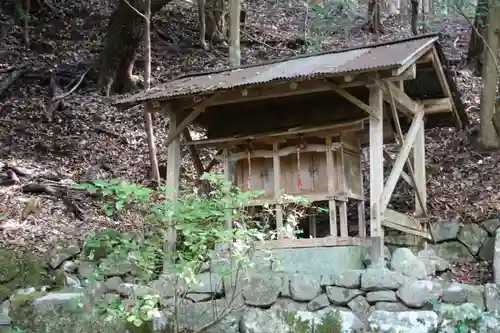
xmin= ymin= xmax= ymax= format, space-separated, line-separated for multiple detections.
xmin=2 ymin=217 xmax=500 ymax=332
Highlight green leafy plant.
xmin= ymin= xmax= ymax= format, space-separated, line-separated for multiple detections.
xmin=73 ymin=179 xmax=153 ymax=217
xmin=73 ymin=172 xmax=311 ymax=331
xmin=99 ymin=294 xmax=160 ymax=328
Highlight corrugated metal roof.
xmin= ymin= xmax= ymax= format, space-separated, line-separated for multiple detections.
xmin=115 ymin=35 xmax=438 ymax=106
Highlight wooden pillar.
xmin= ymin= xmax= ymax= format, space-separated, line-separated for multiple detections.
xmin=369 ymin=86 xmax=384 ymax=267
xmin=223 ymin=149 xmax=233 ymax=230
xmin=325 ymin=137 xmax=337 ymax=237
xmin=338 ymin=138 xmax=348 ymax=238
xmin=163 ymin=106 xmax=181 ymax=273
xmin=414 ymin=116 xmax=427 ymax=216
xmin=143 ymin=104 xmax=160 ymax=185
xmin=308 ymin=209 xmax=317 ymax=238
xmin=273 ymin=142 xmax=284 ymax=239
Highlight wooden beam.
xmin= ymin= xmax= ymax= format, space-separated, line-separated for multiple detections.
xmin=416 ymin=50 xmax=434 ymax=64
xmin=392 ymin=39 xmax=435 ymax=76
xmin=182 ymin=128 xmax=204 ymax=176
xmin=163 ymin=70 xmax=420 ymax=109
xmin=245 ymin=191 xmax=363 ymax=207
xmin=422 ymin=98 xmax=453 ymax=114
xmin=204 ymin=149 xmax=223 ymax=173
xmin=379 ymin=81 xmax=418 ymax=117
xmin=382 ymin=209 xmax=431 ymax=240
xmin=327 ymin=80 xmax=380 ymax=120
xmin=217 ymin=143 xmax=342 ymax=162
xmin=369 ymin=85 xmax=384 ymax=268
xmin=163 ymin=95 xmax=215 ymax=148
xmin=430 ymin=48 xmax=462 ymax=128
xmin=187 ymin=119 xmax=365 ymax=148
xmin=254 ymin=236 xmax=369 ymax=249
xmin=414 ymin=116 xmax=427 ymax=217
xmin=383 ymin=149 xmax=413 ymax=187
xmin=379 ymin=109 xmax=424 ymax=214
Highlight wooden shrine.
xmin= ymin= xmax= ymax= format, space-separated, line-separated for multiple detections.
xmin=114 ymin=34 xmax=467 ymax=267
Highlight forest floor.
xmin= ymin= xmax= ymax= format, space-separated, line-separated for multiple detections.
xmin=0 ymin=0 xmax=494 ymax=283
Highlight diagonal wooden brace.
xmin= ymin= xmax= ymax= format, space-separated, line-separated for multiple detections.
xmin=378 ymin=109 xmax=424 ymax=214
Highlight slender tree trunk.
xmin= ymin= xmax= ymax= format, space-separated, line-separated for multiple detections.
xmin=479 ymin=0 xmax=500 ymax=149
xmin=467 ymin=0 xmax=488 ymax=75
xmin=142 ymin=0 xmax=161 ymax=186
xmin=229 ymin=0 xmax=241 ymax=67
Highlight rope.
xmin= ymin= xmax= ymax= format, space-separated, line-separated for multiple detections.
xmin=296 ymin=145 xmax=302 ymax=190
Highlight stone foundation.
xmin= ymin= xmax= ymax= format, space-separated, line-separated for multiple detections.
xmin=2 ymin=218 xmax=500 ymax=332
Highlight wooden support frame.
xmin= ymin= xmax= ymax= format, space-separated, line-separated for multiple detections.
xmin=378 ymin=109 xmax=424 ymax=215
xmin=430 ymin=48 xmax=462 ymax=128
xmin=326 ymin=80 xmax=380 ymax=120
xmin=163 ymin=94 xmax=216 ymax=148
xmin=384 ymin=80 xmax=427 ymax=216
xmin=414 ymin=115 xmax=427 ymax=218
xmin=392 ymin=39 xmax=435 ymax=76
xmin=163 ymin=106 xmax=181 ymax=273
xmin=182 ymin=128 xmax=204 ymax=176
xmin=369 ymin=85 xmax=384 ymax=267
xmin=379 ymin=81 xmax=418 ymax=117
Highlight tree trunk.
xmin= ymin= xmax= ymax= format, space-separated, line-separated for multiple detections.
xmin=411 ymin=0 xmax=418 ymax=35
xmin=97 ymin=0 xmax=171 ymax=96
xmin=467 ymin=0 xmax=488 ymax=75
xmin=367 ymin=0 xmax=381 ymax=36
xmin=229 ymin=0 xmax=241 ymax=67
xmin=479 ymin=0 xmax=500 ymax=149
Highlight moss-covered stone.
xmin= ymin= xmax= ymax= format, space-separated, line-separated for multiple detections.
xmin=0 ymin=284 xmax=13 ymax=302
xmin=10 ymin=291 xmax=47 ymax=311
xmin=82 ymin=229 xmax=123 ymax=262
xmin=10 ymin=291 xmax=125 ymax=333
xmin=0 ymin=249 xmax=22 ymax=283
xmin=45 ymin=270 xmax=66 ymax=290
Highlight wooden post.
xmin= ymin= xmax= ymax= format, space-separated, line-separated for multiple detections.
xmin=163 ymin=106 xmax=181 ymax=274
xmin=338 ymin=138 xmax=348 ymax=238
xmin=357 ymin=135 xmax=366 ymax=238
xmin=308 ymin=212 xmax=317 ymax=238
xmin=325 ymin=137 xmax=337 ymax=237
xmin=414 ymin=116 xmax=427 ymax=218
xmin=273 ymin=142 xmax=284 ymax=239
xmin=144 ymin=104 xmax=160 ymax=185
xmin=369 ymin=85 xmax=384 ymax=267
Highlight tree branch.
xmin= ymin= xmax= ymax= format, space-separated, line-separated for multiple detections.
xmin=122 ymin=0 xmax=148 ymax=20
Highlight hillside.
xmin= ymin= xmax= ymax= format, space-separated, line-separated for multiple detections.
xmin=0 ymin=0 xmax=495 ymax=282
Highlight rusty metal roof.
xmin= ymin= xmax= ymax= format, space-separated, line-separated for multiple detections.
xmin=115 ymin=35 xmax=439 ymax=106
